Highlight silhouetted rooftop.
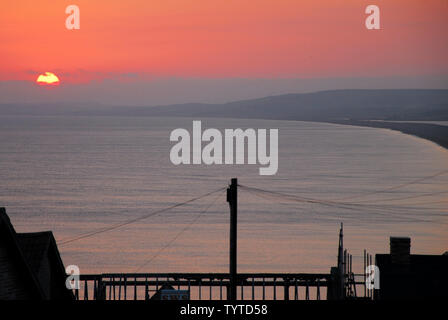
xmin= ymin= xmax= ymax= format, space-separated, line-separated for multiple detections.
xmin=375 ymin=253 xmax=448 ymax=300
xmin=0 ymin=208 xmax=74 ymax=300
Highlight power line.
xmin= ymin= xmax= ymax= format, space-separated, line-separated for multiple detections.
xmin=346 ymin=190 xmax=448 ymax=204
xmin=240 ymin=186 xmax=426 ymax=223
xmin=58 ymin=187 xmax=225 ymax=246
xmin=135 ymin=191 xmax=223 ymax=272
xmin=58 ymin=173 xmax=447 ymax=247
xmin=332 ymin=169 xmax=448 ymax=201
xmin=401 ymin=199 xmax=448 ymax=206
xmin=238 ymin=184 xmax=445 ymax=224
xmin=239 ymin=183 xmax=446 ymax=211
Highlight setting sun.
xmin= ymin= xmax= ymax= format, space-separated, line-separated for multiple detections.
xmin=36 ymin=72 xmax=60 ymax=85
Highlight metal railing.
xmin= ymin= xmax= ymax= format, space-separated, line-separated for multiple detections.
xmin=74 ymin=272 xmax=332 ymax=300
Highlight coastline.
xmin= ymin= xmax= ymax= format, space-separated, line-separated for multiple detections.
xmin=326 ymin=120 xmax=448 ymax=151
xmin=2 ymin=113 xmax=447 ymax=152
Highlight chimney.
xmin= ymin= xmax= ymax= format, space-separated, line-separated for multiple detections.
xmin=390 ymin=237 xmax=411 ymax=265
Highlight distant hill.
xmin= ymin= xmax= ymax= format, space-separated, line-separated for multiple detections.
xmin=111 ymin=89 xmax=448 ymax=121
xmin=2 ymin=89 xmax=448 ymax=149
xmin=1 ymin=89 xmax=448 ymax=121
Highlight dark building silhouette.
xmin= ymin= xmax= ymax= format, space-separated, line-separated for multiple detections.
xmin=375 ymin=237 xmax=448 ymax=300
xmin=0 ymin=208 xmax=74 ymax=300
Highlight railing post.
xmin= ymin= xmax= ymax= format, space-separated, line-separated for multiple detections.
xmin=145 ymin=277 xmax=149 ymax=300
xmin=124 ymin=275 xmax=127 ymax=300
xmin=273 ymin=277 xmax=277 ymax=300
xmin=305 ymin=281 xmax=309 ymax=300
xmin=364 ymin=250 xmax=367 ymax=298
xmin=84 ymin=280 xmax=88 ymax=300
xmin=262 ymin=278 xmax=265 ymax=300
xmin=210 ymin=278 xmax=212 ymax=300
xmin=252 ymin=278 xmax=255 ymax=300
xmin=284 ymin=278 xmax=289 ymax=301
xmin=317 ymin=279 xmax=320 ymax=300
xmin=134 ymin=276 xmax=137 ymax=300
xmin=294 ymin=278 xmax=298 ymax=300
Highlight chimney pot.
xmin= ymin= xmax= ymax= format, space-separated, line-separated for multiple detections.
xmin=390 ymin=237 xmax=411 ymax=265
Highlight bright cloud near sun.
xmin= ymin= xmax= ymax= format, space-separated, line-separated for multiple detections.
xmin=36 ymin=72 xmax=60 ymax=85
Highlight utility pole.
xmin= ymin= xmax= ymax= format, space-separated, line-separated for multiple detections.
xmin=337 ymin=223 xmax=344 ymax=300
xmin=227 ymin=178 xmax=238 ymax=300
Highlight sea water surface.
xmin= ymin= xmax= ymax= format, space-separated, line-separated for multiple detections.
xmin=0 ymin=116 xmax=447 ymax=275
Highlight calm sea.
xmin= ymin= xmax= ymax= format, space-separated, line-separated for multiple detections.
xmin=1 ymin=115 xmax=447 ymax=274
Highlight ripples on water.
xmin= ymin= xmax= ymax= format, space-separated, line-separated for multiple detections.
xmin=0 ymin=116 xmax=447 ymax=274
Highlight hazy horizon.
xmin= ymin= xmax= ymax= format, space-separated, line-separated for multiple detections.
xmin=2 ymin=1 xmax=448 ymax=107
xmin=1 ymin=75 xmax=448 ymax=107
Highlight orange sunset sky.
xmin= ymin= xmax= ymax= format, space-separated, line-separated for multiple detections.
xmin=0 ymin=0 xmax=447 ymax=105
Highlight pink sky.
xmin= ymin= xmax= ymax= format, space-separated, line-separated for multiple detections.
xmin=0 ymin=0 xmax=447 ymax=82
xmin=0 ymin=1 xmax=447 ymax=105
